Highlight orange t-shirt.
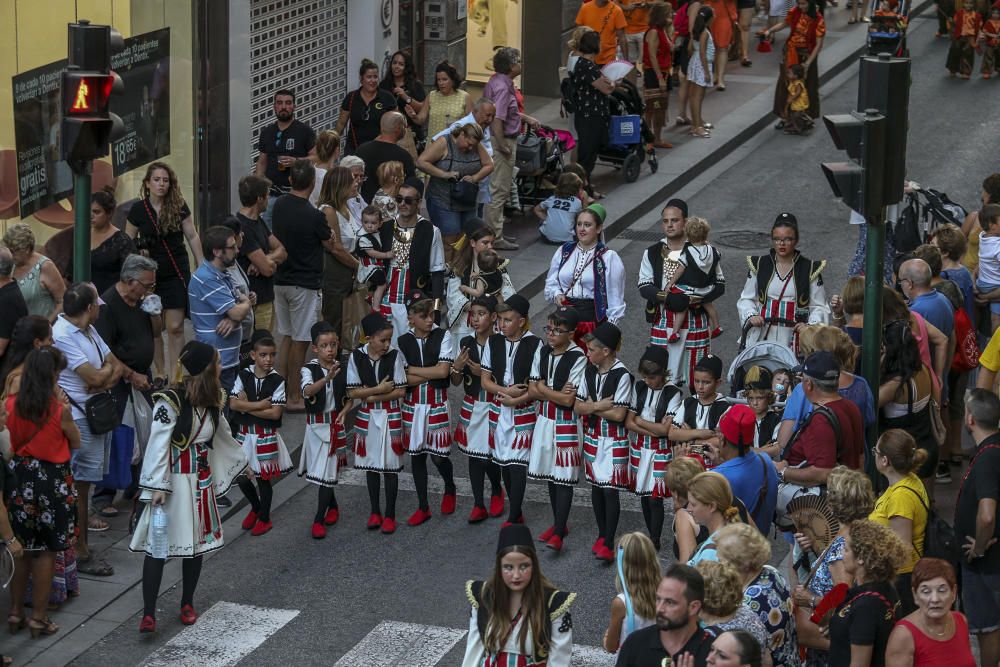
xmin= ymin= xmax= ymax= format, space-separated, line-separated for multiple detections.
xmin=621 ymin=0 xmax=652 ymax=34
xmin=576 ymin=1 xmax=629 ymax=64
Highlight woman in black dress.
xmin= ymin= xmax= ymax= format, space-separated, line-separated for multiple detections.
xmin=65 ymin=189 xmax=135 ymax=294
xmin=336 ymin=59 xmax=398 ymax=155
xmin=380 ymin=50 xmax=426 ymax=159
xmin=125 ymin=162 xmax=203 ymax=382
xmin=569 ymin=31 xmax=615 ymax=178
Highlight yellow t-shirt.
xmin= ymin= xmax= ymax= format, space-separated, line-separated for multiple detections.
xmin=788 ymin=80 xmax=809 ymax=112
xmin=869 ymin=473 xmax=928 ymax=574
xmin=981 ymin=325 xmax=1000 ymax=373
xmin=962 ymin=219 xmax=981 ymax=271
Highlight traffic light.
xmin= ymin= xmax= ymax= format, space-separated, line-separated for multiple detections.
xmin=821 ymin=109 xmax=887 ymax=220
xmin=857 ymin=54 xmax=911 ymax=205
xmin=61 ymin=21 xmax=125 ymax=163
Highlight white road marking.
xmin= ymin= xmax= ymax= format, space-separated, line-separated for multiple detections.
xmin=141 ymin=601 xmax=299 ymax=667
xmin=332 ymin=620 xmax=466 ymax=666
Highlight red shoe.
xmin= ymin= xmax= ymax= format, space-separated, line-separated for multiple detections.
xmin=546 ymin=535 xmax=564 ymax=552
xmin=538 ymin=525 xmax=556 ymax=542
xmin=366 ymin=513 xmax=383 ymax=529
xmin=179 ymin=604 xmax=198 ymax=625
xmin=407 ymin=508 xmax=432 ymax=527
xmin=241 ymin=510 xmax=258 ymax=530
xmin=592 ymin=536 xmax=606 ymax=554
xmin=311 ymin=522 xmax=327 ymax=539
xmin=381 ymin=517 xmax=397 ymax=534
xmin=468 ymin=506 xmax=489 ymax=523
xmin=710 ymin=327 xmax=724 ymax=339
xmin=441 ymin=493 xmax=457 ymax=515
xmin=139 ymin=615 xmax=156 ymax=634
xmin=595 ymin=544 xmax=614 ymax=562
xmin=488 ymin=492 xmax=505 ymax=517
xmin=250 ymin=520 xmax=273 ymax=536
xmin=323 ymin=507 xmax=340 ymax=525
xmin=501 ymin=520 xmax=514 ymax=528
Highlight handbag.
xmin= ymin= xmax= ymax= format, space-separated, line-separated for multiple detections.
xmin=450 ymin=179 xmax=479 ymax=207
xmin=515 ymin=132 xmax=545 ymax=174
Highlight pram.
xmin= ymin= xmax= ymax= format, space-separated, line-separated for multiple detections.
xmin=595 ymin=79 xmax=658 ymax=183
xmin=509 ymin=125 xmax=574 ymax=212
xmin=867 ymin=0 xmax=910 ymax=56
xmin=727 ymin=320 xmax=800 ymax=399
xmin=890 ymin=185 xmax=969 ymax=255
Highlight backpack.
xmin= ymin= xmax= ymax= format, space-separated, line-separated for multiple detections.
xmin=890 ymin=193 xmax=922 ymax=254
xmin=900 ymin=485 xmax=960 ymax=569
xmin=560 ymin=75 xmax=578 ymax=115
xmin=951 ymin=305 xmax=980 ymax=372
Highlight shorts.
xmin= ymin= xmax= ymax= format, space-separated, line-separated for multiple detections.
xmin=673 ymin=36 xmax=691 ymax=73
xmin=976 ymin=278 xmax=1000 ymax=314
xmin=625 ymin=32 xmax=645 ymax=62
xmin=738 ymin=0 xmax=756 ymax=9
xmin=643 ymin=68 xmax=673 ymax=91
xmin=946 ymin=368 xmax=970 ymax=420
xmin=273 ymin=285 xmax=322 ymax=342
xmin=71 ymin=418 xmax=111 ymax=483
xmin=253 ymin=301 xmax=274 ymax=333
xmin=961 ymin=567 xmax=1000 ymax=633
xmin=425 ymin=197 xmax=478 ymax=237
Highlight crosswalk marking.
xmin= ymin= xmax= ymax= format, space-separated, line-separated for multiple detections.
xmin=141 ymin=601 xmax=299 ymax=667
xmin=332 ymin=621 xmax=467 ymax=666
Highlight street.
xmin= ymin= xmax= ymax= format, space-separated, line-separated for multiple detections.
xmin=48 ymin=10 xmax=1000 ymax=667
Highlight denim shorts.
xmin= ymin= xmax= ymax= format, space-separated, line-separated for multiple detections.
xmin=976 ymin=278 xmax=1000 ymax=315
xmin=961 ymin=566 xmax=1000 ymax=633
xmin=425 ymin=197 xmax=478 ymax=237
xmin=71 ymin=418 xmax=111 ymax=483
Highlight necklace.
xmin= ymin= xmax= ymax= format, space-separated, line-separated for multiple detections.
xmin=924 ymin=615 xmax=951 ymax=637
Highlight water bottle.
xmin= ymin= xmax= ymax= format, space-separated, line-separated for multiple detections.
xmin=150 ymin=505 xmax=169 ymax=559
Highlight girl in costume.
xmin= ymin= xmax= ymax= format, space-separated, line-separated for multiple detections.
xmin=527 ymin=306 xmax=588 ymax=552
xmin=947 ymin=0 xmax=983 ymax=78
xmin=347 ymin=312 xmax=407 ymax=534
xmin=299 ymin=322 xmax=355 ymax=539
xmin=452 ymin=295 xmax=505 ymax=522
xmin=574 ymin=322 xmax=634 ymax=563
xmin=462 ymin=524 xmax=576 ymax=667
xmin=130 ymin=341 xmax=248 ymax=633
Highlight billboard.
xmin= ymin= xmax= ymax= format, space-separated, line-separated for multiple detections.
xmin=466 ymin=0 xmax=523 ymax=84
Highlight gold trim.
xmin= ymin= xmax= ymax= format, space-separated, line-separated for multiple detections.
xmin=746 ymin=255 xmax=758 ymax=275
xmin=548 ymin=590 xmax=576 ymax=621
xmin=810 ymin=259 xmax=827 ymax=282
xmin=152 ymin=390 xmax=180 ymax=416
xmin=465 ymin=580 xmax=479 ymax=608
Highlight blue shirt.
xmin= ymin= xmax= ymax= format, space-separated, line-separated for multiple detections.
xmin=189 ymin=261 xmax=241 ymax=369
xmin=941 ymin=267 xmax=975 ymax=321
xmin=782 ymin=374 xmax=876 ymax=431
xmin=714 ymin=451 xmax=779 ymax=534
xmin=909 ymin=290 xmax=954 ymax=337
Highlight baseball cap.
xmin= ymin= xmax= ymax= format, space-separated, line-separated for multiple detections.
xmin=793 ymin=350 xmax=841 ymax=382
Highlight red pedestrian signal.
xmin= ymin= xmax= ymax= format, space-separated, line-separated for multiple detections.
xmin=64 ymin=74 xmax=115 ymax=115
xmin=60 ymin=21 xmax=125 ymax=162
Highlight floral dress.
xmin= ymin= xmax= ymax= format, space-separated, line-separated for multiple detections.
xmin=744 ymin=565 xmax=799 ymax=667
xmin=796 ymin=534 xmax=846 ymax=667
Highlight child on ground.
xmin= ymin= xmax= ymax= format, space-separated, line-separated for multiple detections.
xmin=662 ymin=217 xmax=725 ymax=342
xmin=947 ymin=0 xmax=983 ymax=78
xmin=533 ymin=172 xmax=584 ymax=244
xmin=782 ymin=64 xmax=814 ymax=135
xmin=574 ymin=322 xmax=634 ymax=563
xmin=528 ymin=306 xmax=588 ymax=552
xmin=741 ymin=366 xmax=782 ymax=448
xmin=677 ymin=354 xmax=730 ymax=465
xmin=230 ymin=331 xmax=293 ymax=537
xmin=397 ymin=293 xmax=457 ymax=526
xmin=299 ymin=322 xmax=355 ymax=539
xmin=976 ymin=204 xmax=1000 ymax=331
xmin=372 ymin=160 xmax=405 ymax=223
xmin=347 ymin=312 xmax=408 ymax=534
xmin=982 ymin=7 xmax=1000 ymax=78
xmin=452 ymin=295 xmax=505 ymax=521
xmin=460 ymin=249 xmax=505 ymax=300
xmin=356 ymin=205 xmax=393 ymax=310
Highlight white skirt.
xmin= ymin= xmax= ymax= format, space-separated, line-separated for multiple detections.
xmin=630 ymin=439 xmax=670 ymax=498
xmin=238 ymin=428 xmax=293 ymax=480
xmin=298 ymin=421 xmax=347 ymax=487
xmin=353 ymin=407 xmax=404 ymax=473
xmin=491 ymin=403 xmax=534 ymax=466
xmin=457 ymin=397 xmax=493 ymax=459
xmin=527 ymin=413 xmax=581 ymax=485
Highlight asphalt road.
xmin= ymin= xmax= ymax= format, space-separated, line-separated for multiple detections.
xmin=71 ymin=11 xmax=1000 ymax=666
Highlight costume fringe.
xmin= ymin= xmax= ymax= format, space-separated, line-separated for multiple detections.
xmin=354 ymin=434 xmax=367 ymax=458
xmin=555 ymin=447 xmax=581 ymax=468
xmin=391 ymin=435 xmax=405 ymax=456
xmin=454 ymin=424 xmax=468 ymax=446
xmin=513 ymin=432 xmax=532 ymax=450
xmin=612 ymin=464 xmax=630 ymax=488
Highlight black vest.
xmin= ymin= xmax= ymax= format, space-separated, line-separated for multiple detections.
xmin=749 ymin=251 xmax=825 ymax=313
xmin=643 ymin=242 xmax=667 ymax=323
xmin=634 ymin=382 xmax=682 ymax=424
xmin=487 ymin=333 xmax=541 ymax=387
xmin=236 ymin=368 xmax=284 ymax=429
xmin=303 ymin=361 xmax=347 ymax=415
xmin=397 ymin=328 xmax=449 ymax=390
xmin=538 ymin=346 xmax=585 ymax=391
xmin=380 ymin=217 xmax=435 ymax=291
xmin=467 ymin=580 xmax=574 ymax=663
xmin=459 ymin=335 xmax=485 ymax=397
xmin=153 ymin=389 xmax=221 ymax=450
xmin=755 ymin=410 xmax=782 ymax=447
xmin=681 ymin=396 xmax=730 ymax=430
xmin=677 ymin=244 xmax=720 ymax=289
xmin=583 ymin=364 xmax=632 ymax=427
xmin=351 ymin=348 xmax=400 ymax=387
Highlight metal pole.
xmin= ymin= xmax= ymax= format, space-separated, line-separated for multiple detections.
xmin=71 ymin=160 xmax=92 ymax=283
xmin=860 ymin=208 xmax=885 ymax=484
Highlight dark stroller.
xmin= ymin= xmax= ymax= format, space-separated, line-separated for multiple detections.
xmin=509 ymin=125 xmax=574 ymax=212
xmin=595 ymin=79 xmax=658 ymax=183
xmin=867 ymin=0 xmax=910 ymax=56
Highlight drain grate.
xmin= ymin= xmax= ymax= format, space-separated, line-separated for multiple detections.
xmin=616 ymin=228 xmax=665 ymax=242
xmin=715 ymin=230 xmax=772 ymax=249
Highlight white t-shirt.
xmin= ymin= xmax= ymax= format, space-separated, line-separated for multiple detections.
xmin=978 ymin=233 xmax=1000 ymax=285
xmin=53 ymin=315 xmax=113 ymax=421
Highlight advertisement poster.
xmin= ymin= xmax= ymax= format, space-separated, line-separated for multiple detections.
xmin=111 ymin=28 xmax=171 ymax=176
xmin=11 ymin=59 xmax=71 ymax=218
xmin=466 ymin=0 xmax=522 ymax=84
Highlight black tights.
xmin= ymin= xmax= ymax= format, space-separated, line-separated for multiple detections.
xmin=468 ymin=458 xmax=502 ymax=508
xmin=142 ymin=555 xmax=202 ymax=618
xmin=314 ymin=486 xmax=338 ymax=524
xmin=640 ymin=496 xmax=665 ymax=549
xmin=592 ymin=487 xmax=621 ymax=546
xmin=366 ymin=471 xmax=398 ymax=518
xmin=237 ymin=476 xmax=273 ymax=522
xmin=410 ymin=453 xmax=457 ymax=511
xmin=547 ymin=482 xmax=574 ymax=537
xmin=502 ymin=465 xmax=527 ymax=522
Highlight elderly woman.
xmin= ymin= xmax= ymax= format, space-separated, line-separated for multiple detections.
xmin=3 ymin=223 xmax=65 ymax=321
xmin=716 ymin=523 xmax=799 ymax=667
xmin=791 ymin=465 xmax=874 ymax=667
xmin=737 ymin=213 xmax=829 ymax=351
xmin=696 ymin=560 xmax=773 ymax=667
xmin=336 ymin=59 xmax=397 ymax=155
xmin=416 ymin=123 xmax=494 ymax=257
xmin=885 ymin=558 xmax=977 ymax=667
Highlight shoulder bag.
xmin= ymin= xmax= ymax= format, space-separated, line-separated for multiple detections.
xmin=65 ymin=333 xmax=119 ymax=435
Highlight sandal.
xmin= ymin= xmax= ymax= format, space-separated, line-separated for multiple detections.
xmin=741 ymin=58 xmax=753 ymax=67
xmin=28 ymin=616 xmax=59 ymax=639
xmin=88 ymin=516 xmax=110 ymax=532
xmin=716 ymin=84 xmax=727 ymax=91
xmin=8 ymin=613 xmax=25 ymax=635
xmin=98 ymin=505 xmax=119 ymax=518
xmin=691 ymin=127 xmax=712 ymax=138
xmin=675 ymin=116 xmax=692 ymax=126
xmin=77 ymin=555 xmax=115 ymax=577
xmin=848 ymin=17 xmax=857 ymax=23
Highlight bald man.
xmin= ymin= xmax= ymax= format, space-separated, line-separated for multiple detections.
xmin=356 ymin=110 xmax=416 ymax=202
xmin=899 ymin=258 xmax=955 ymax=341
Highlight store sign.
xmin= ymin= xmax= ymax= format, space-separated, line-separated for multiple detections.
xmin=466 ymin=0 xmax=523 ymax=84
xmin=9 ymin=28 xmax=171 ymax=217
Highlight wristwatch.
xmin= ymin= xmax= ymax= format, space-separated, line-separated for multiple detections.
xmin=777 ymin=467 xmax=787 ymax=482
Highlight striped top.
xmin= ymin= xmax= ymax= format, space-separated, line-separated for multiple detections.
xmin=189 ymin=261 xmax=242 ymax=369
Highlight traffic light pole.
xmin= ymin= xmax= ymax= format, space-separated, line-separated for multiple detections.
xmin=71 ymin=160 xmax=92 ymax=283
xmin=860 ymin=207 xmax=886 ymax=398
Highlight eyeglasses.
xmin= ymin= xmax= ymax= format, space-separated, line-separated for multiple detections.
xmin=354 ymin=173 xmax=368 ymax=182
xmin=134 ymin=279 xmax=156 ymax=290
xmin=871 ymin=445 xmax=883 ymax=457
xmin=771 ymin=237 xmax=797 ymax=245
xmin=394 ymin=195 xmax=419 ymax=205
xmin=543 ymin=326 xmax=572 ymax=335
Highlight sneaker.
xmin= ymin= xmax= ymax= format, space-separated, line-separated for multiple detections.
xmin=241 ymin=510 xmax=258 ymax=531
xmin=323 ymin=507 xmax=340 ymax=525
xmin=139 ymin=615 xmax=156 ymax=634
xmin=935 ymin=463 xmax=952 ymax=484
xmin=538 ymin=525 xmax=556 ymax=542
xmin=311 ymin=522 xmax=327 ymax=539
xmin=592 ymin=536 xmax=606 ymax=555
xmin=488 ymin=492 xmax=505 ymax=517
xmin=250 ymin=520 xmax=273 ymax=536
xmin=493 ymin=238 xmax=519 ymax=251
xmin=407 ymin=508 xmax=432 ymax=527
xmin=381 ymin=517 xmax=397 ymax=534
xmin=179 ymin=604 xmax=198 ymax=626
xmin=468 ymin=506 xmax=489 ymax=523
xmin=366 ymin=513 xmax=383 ymax=529
xmin=441 ymin=493 xmax=457 ymax=515
xmin=216 ymin=495 xmax=232 ymax=508
xmin=546 ymin=535 xmax=564 ymax=552
xmin=595 ymin=544 xmax=614 ymax=562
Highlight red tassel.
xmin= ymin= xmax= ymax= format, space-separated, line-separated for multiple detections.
xmin=454 ymin=425 xmax=467 ymax=446
xmin=337 ymin=450 xmax=347 ymax=469
xmin=391 ymin=436 xmax=405 ymax=456
xmin=354 ymin=435 xmax=367 ymax=459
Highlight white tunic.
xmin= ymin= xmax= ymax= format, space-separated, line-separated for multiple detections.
xmin=543 ymin=244 xmax=627 ymax=323
xmin=736 ymin=263 xmax=829 ymax=348
xmin=298 ymin=359 xmax=348 ymax=486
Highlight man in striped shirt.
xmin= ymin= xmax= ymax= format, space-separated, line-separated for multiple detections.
xmin=188 ymin=225 xmax=253 ymax=391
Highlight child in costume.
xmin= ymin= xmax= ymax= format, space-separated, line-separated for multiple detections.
xmin=460 ymin=249 xmax=505 ymax=300
xmin=299 ymin=321 xmax=355 ymax=539
xmin=661 ymin=217 xmax=725 ymax=342
xmin=452 ymin=295 xmax=505 ymax=522
xmin=230 ymin=331 xmax=293 ymax=537
xmin=677 ymin=354 xmax=730 ymax=465
xmin=947 ymin=0 xmax=983 ymax=78
xmin=741 ymin=366 xmax=782 ymax=448
xmin=347 ymin=312 xmax=408 ymax=534
xmin=356 ymin=205 xmax=393 ymax=309
xmin=528 ymin=306 xmax=588 ymax=552
xmin=982 ymin=7 xmax=1000 ymax=78
xmin=397 ymin=292 xmax=457 ymax=526
xmin=782 ymin=64 xmax=814 ymax=135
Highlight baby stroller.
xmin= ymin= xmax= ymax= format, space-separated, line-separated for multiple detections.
xmin=595 ymin=79 xmax=658 ymax=183
xmin=727 ymin=321 xmax=800 ymax=399
xmin=510 ymin=125 xmax=574 ymax=212
xmin=867 ymin=0 xmax=910 ymax=56
xmin=891 ymin=185 xmax=969 ymax=254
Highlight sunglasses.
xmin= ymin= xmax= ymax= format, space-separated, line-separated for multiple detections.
xmin=274 ymin=129 xmax=283 ymax=148
xmin=394 ymin=195 xmax=419 ymax=205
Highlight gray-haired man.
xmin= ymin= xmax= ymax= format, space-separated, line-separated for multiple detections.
xmin=0 ymin=246 xmax=28 ymax=362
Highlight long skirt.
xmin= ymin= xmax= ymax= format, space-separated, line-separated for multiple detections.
xmin=946 ymin=38 xmax=976 ymax=76
xmin=773 ymin=48 xmax=820 ymax=119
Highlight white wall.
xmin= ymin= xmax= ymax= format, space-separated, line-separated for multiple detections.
xmin=228 ymin=0 xmax=252 ymax=212
xmin=347 ymin=0 xmax=399 ymax=80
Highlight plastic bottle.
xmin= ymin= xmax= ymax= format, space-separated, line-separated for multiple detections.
xmin=150 ymin=505 xmax=169 ymax=559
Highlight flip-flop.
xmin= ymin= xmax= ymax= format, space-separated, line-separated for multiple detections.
xmin=77 ymin=555 xmax=115 ymax=577
xmin=88 ymin=517 xmax=110 ymax=532
xmin=99 ymin=506 xmax=120 ymax=517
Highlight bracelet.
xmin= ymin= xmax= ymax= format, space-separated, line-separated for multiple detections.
xmin=811 ymin=595 xmax=817 ymax=608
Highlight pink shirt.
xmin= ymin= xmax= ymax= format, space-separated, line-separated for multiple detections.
xmin=482 ymin=73 xmax=520 ymax=137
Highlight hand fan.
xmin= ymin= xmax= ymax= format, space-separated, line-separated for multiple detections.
xmin=786 ymin=494 xmax=839 ymax=553
xmin=601 ymin=59 xmax=635 ymax=82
